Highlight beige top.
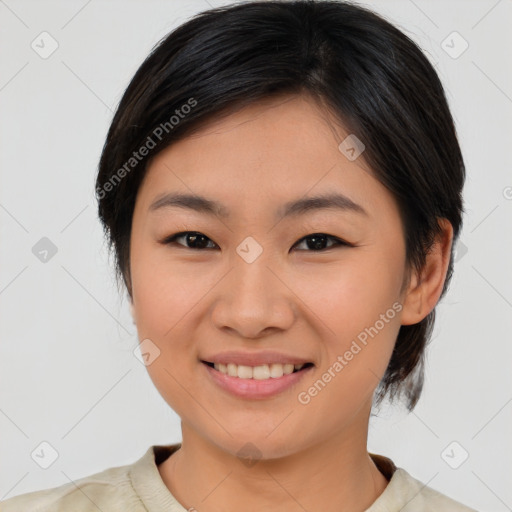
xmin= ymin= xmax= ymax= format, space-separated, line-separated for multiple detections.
xmin=1 ymin=443 xmax=477 ymax=511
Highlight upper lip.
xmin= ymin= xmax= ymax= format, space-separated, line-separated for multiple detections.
xmin=201 ymin=350 xmax=313 ymax=367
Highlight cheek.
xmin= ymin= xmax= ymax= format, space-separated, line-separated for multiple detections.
xmin=297 ymin=252 xmax=403 ymax=337
xmin=130 ymin=251 xmax=203 ymax=414
xmin=129 ymin=245 xmax=223 ymax=392
xmin=294 ymin=254 xmax=403 ymax=401
xmin=130 ymin=240 xmax=208 ymax=338
xmin=295 ymin=284 xmax=400 ymax=438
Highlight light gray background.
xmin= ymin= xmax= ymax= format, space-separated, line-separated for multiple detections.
xmin=1 ymin=0 xmax=511 ymax=510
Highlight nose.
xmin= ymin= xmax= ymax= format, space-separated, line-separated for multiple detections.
xmin=210 ymin=253 xmax=296 ymax=339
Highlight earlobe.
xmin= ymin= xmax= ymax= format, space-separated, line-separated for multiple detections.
xmin=400 ymin=219 xmax=454 ymax=326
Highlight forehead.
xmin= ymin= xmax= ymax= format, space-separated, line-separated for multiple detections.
xmin=135 ymin=94 xmax=397 ymax=223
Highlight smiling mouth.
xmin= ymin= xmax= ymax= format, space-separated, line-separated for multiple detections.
xmin=201 ymin=361 xmax=314 ymax=380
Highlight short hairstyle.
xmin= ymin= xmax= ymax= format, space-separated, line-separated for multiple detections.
xmin=96 ymin=0 xmax=466 ymax=411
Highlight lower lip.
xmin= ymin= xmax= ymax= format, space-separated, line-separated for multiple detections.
xmin=203 ymin=362 xmax=313 ymax=399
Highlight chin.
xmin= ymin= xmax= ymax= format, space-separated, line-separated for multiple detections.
xmin=206 ymin=427 xmax=308 ymax=463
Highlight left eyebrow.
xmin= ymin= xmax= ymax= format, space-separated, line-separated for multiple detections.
xmin=279 ymin=193 xmax=368 ymax=218
xmin=148 ymin=192 xmax=368 ymax=219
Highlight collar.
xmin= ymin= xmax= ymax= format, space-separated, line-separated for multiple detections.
xmin=130 ymin=444 xmax=402 ymax=512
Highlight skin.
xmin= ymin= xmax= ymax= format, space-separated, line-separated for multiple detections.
xmin=128 ymin=94 xmax=453 ymax=512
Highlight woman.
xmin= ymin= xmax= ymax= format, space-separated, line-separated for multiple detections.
xmin=1 ymin=1 xmax=477 ymax=510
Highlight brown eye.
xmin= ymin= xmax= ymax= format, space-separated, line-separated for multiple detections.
xmin=163 ymin=231 xmax=217 ymax=250
xmin=161 ymin=231 xmax=351 ymax=252
xmin=293 ymin=233 xmax=350 ymax=251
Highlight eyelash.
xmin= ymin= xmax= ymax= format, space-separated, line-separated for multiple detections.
xmin=161 ymin=231 xmax=353 ymax=252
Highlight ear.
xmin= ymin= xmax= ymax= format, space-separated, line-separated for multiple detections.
xmin=400 ymin=218 xmax=453 ymax=326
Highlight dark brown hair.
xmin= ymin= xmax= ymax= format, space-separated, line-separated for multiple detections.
xmin=96 ymin=0 xmax=465 ymax=411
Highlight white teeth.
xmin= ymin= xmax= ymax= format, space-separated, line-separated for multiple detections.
xmin=253 ymin=365 xmax=270 ymax=380
xmin=237 ymin=365 xmax=253 ymax=379
xmin=269 ymin=363 xmax=284 ymax=378
xmin=283 ymin=363 xmax=294 ymax=375
xmin=212 ymin=362 xmax=308 ymax=380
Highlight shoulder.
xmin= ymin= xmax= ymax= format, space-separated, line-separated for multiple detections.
xmin=368 ymin=453 xmax=477 ymax=511
xmin=0 ymin=452 xmax=148 ymax=512
xmin=378 ymin=467 xmax=478 ymax=511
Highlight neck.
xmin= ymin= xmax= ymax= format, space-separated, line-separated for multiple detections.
xmin=158 ymin=412 xmax=389 ymax=512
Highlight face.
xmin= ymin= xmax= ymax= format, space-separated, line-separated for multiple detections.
xmin=129 ymin=94 xmax=411 ymax=459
